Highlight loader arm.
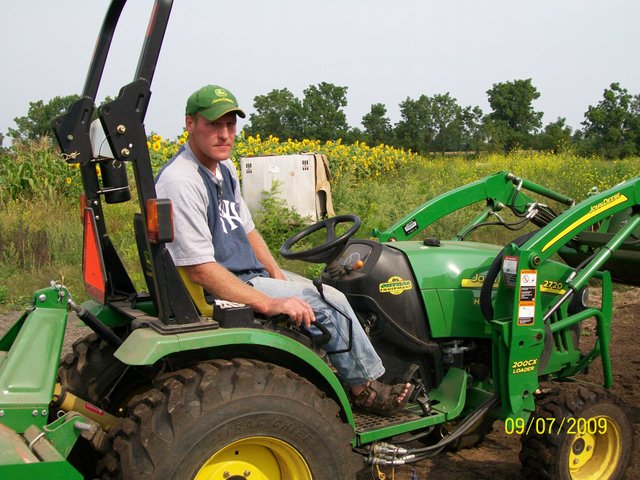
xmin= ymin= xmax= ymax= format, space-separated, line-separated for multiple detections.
xmin=374 ymin=171 xmax=575 ymax=242
xmin=483 ymin=177 xmax=640 ymax=419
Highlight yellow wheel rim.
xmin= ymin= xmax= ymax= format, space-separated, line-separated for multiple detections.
xmin=194 ymin=436 xmax=312 ymax=480
xmin=568 ymin=415 xmax=622 ymax=479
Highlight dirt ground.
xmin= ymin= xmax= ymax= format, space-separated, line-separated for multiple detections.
xmin=1 ymin=288 xmax=638 ymax=480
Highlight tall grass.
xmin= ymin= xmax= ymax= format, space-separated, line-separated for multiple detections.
xmin=332 ymin=152 xmax=640 ymax=244
xmin=1 ymin=137 xmax=638 ymax=311
xmin=0 ymin=198 xmax=83 ymax=307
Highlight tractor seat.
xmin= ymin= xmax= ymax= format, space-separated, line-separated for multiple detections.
xmin=176 ymin=266 xmax=214 ymax=317
xmin=134 ymin=212 xmax=212 ymax=316
xmin=134 ymin=212 xmax=256 ymax=326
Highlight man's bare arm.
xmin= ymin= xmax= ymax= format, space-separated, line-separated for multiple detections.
xmin=246 ymin=229 xmax=286 ymax=280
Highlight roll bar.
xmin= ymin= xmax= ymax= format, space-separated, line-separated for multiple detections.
xmin=52 ymin=0 xmax=199 ymax=326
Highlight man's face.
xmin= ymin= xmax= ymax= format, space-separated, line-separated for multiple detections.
xmin=186 ymin=111 xmax=237 ymax=165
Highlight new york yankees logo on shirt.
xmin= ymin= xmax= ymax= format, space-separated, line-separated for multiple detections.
xmin=218 ymin=199 xmax=242 ymax=233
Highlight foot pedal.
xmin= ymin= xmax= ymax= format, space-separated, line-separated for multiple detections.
xmin=403 ymin=363 xmax=431 ymax=415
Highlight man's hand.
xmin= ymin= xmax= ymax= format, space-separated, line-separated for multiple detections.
xmin=261 ymin=296 xmax=315 ymax=328
xmin=174 ymin=168 xmax=316 ymax=328
xmin=186 ymin=262 xmax=315 ymax=328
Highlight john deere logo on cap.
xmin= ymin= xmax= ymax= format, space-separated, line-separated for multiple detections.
xmin=215 ymin=88 xmax=228 ymax=97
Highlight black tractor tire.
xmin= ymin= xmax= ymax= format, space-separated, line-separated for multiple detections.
xmin=417 ymin=413 xmax=494 ymax=452
xmin=58 ymin=333 xmax=157 ymax=479
xmin=58 ymin=333 xmax=128 ymax=410
xmin=520 ymin=383 xmax=633 ymax=479
xmin=441 ymin=415 xmax=495 ymax=451
xmin=58 ymin=332 xmax=153 ymax=414
xmin=98 ymin=358 xmax=362 ymax=480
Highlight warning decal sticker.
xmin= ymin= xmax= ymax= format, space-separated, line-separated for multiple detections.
xmin=517 ymin=270 xmax=537 ymax=326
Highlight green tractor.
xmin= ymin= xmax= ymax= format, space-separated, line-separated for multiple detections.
xmin=0 ymin=1 xmax=636 ymax=479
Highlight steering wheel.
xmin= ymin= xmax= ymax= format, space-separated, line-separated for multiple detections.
xmin=280 ymin=214 xmax=361 ymax=264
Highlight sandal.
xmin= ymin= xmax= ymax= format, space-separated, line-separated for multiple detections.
xmin=351 ymin=380 xmax=414 ymax=416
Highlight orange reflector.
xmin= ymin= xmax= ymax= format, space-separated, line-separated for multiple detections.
xmin=146 ymin=199 xmax=174 ymax=244
xmin=82 ymin=208 xmax=107 ymax=303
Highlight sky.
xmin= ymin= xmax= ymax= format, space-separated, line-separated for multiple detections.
xmin=2 ymin=0 xmax=639 ymax=141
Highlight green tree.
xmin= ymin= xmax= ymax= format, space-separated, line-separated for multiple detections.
xmin=9 ymin=94 xmax=80 ymax=141
xmin=537 ymin=117 xmax=573 ymax=153
xmin=243 ymin=88 xmax=304 ymax=140
xmin=394 ymin=93 xmax=464 ymax=154
xmin=486 ymin=79 xmax=543 ymax=151
xmin=580 ymin=83 xmax=639 ymax=158
xmin=344 ymin=126 xmax=366 ymax=145
xmin=301 ymin=82 xmax=349 ymax=141
xmin=430 ymin=93 xmax=463 ymax=154
xmin=394 ymin=95 xmax=435 ymax=154
xmin=361 ymin=103 xmax=392 ymax=145
xmin=631 ymin=94 xmax=640 ymax=154
xmin=458 ymin=105 xmax=486 ymax=153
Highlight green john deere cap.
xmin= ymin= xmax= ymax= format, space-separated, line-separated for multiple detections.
xmin=185 ymin=85 xmax=246 ymax=121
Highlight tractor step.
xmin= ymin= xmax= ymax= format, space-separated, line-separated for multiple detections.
xmin=354 ymin=409 xmax=422 ymax=434
xmin=354 ymin=369 xmax=468 ymax=444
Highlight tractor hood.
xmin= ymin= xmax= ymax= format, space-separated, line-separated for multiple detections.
xmin=327 ymin=238 xmax=572 ymax=340
xmin=387 ymin=240 xmax=502 ymax=291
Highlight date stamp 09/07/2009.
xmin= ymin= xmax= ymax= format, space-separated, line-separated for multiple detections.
xmin=504 ymin=417 xmax=608 ymax=436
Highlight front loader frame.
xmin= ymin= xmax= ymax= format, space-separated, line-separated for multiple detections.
xmin=373 ymin=171 xmax=576 ymax=242
xmin=375 ymin=171 xmax=640 ymax=420
xmin=488 ymin=177 xmax=640 ymax=418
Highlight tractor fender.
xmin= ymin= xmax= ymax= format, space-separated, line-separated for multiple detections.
xmin=114 ymin=326 xmax=355 ymax=424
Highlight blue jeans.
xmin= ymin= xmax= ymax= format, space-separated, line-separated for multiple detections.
xmin=249 ymin=272 xmax=385 ymax=386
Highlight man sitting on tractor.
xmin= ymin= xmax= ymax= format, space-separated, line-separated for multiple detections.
xmin=155 ymin=84 xmax=413 ymax=415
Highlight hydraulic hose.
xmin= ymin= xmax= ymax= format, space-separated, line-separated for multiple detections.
xmin=407 ymin=395 xmax=499 ymax=455
xmin=312 ymin=278 xmax=353 ymax=354
xmin=480 ymin=230 xmax=539 ymax=322
xmin=68 ymin=299 xmax=123 ymax=350
xmin=366 ymin=395 xmax=500 ymax=465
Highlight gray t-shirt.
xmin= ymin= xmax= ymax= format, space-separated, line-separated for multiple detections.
xmin=155 ymin=143 xmax=256 ymax=267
